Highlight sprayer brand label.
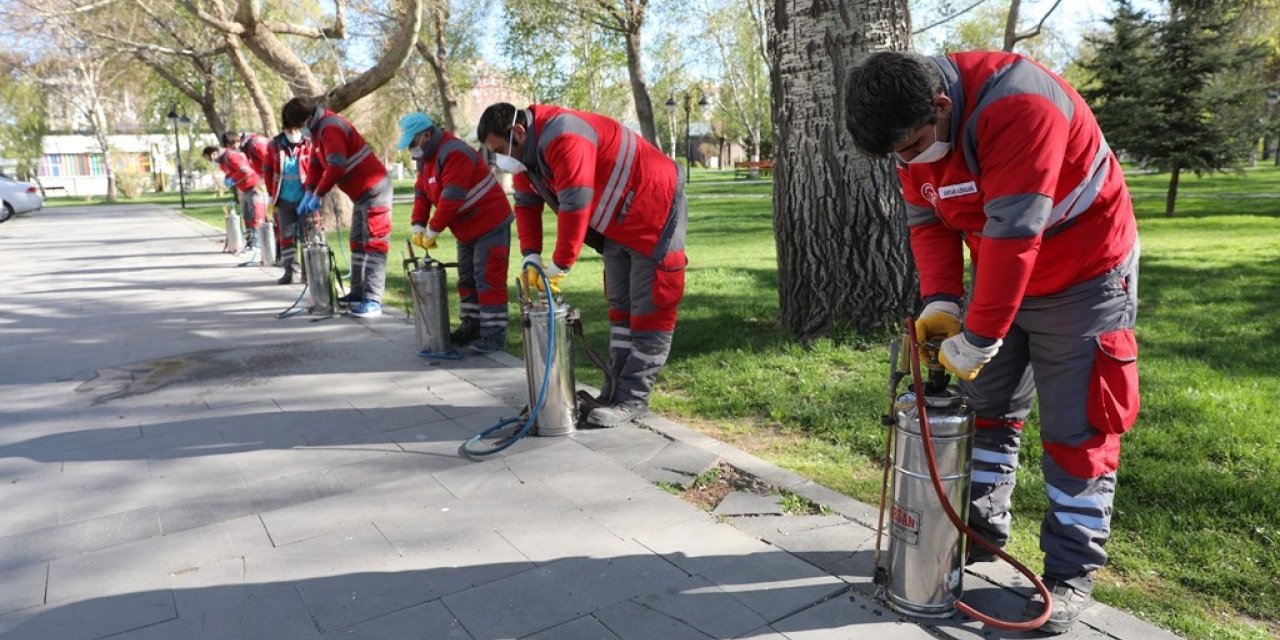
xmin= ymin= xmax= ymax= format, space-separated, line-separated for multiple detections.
xmin=891 ymin=503 xmax=921 ymax=546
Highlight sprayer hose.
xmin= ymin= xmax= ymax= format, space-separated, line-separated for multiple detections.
xmin=462 ymin=263 xmax=557 ymax=456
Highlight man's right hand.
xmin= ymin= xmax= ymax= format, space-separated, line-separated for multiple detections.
xmin=915 ymin=300 xmax=963 ymax=365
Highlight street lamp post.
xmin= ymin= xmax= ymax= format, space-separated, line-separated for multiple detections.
xmin=166 ymin=103 xmax=191 ymax=209
xmin=664 ymin=96 xmax=677 ymax=161
xmin=665 ymin=90 xmax=709 ymax=184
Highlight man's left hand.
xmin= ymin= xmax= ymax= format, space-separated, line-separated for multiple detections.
xmin=540 ymin=264 xmax=568 ymax=295
xmin=938 ymin=333 xmax=1002 ymax=381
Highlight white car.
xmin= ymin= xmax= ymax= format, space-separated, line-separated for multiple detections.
xmin=0 ymin=173 xmax=44 ymax=223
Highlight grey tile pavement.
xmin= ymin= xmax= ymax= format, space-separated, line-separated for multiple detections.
xmin=0 ymin=204 xmax=1181 ymax=639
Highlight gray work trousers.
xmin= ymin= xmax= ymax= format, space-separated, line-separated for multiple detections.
xmin=964 ymin=243 xmax=1139 ymax=580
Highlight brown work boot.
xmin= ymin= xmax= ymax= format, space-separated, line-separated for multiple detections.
xmin=1024 ymin=574 xmax=1095 ymax=635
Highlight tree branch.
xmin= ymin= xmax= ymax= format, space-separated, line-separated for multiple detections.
xmin=1012 ymin=0 xmax=1065 ymax=44
xmin=83 ymin=29 xmax=225 ymax=57
xmin=178 ymin=0 xmax=243 ymax=34
xmin=912 ymin=0 xmax=988 ymax=35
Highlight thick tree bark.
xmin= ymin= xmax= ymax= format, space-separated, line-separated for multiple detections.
xmin=769 ymin=0 xmax=916 ymax=341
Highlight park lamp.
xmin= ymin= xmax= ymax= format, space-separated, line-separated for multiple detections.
xmin=166 ymin=102 xmax=190 ymax=208
xmin=677 ymin=89 xmax=710 ymax=183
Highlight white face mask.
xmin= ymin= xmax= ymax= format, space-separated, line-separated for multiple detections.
xmin=285 ymin=130 xmax=303 ymax=144
xmin=495 ymin=110 xmax=528 ymax=174
xmin=409 ymin=147 xmax=424 ymax=160
xmin=495 ymin=153 xmax=526 ymax=174
xmin=897 ymin=122 xmax=951 ymax=165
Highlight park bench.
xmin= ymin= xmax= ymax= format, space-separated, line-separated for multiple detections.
xmin=41 ymin=185 xmax=67 ymax=197
xmin=734 ymin=160 xmax=774 ymax=179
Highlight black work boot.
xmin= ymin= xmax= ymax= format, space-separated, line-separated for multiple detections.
xmin=1024 ymin=574 xmax=1095 ymax=634
xmin=277 ymin=270 xmax=294 ymax=285
xmin=586 ymin=402 xmax=649 ymax=428
xmin=965 ymin=545 xmax=1000 ymax=565
xmin=449 ymin=322 xmax=481 ymax=345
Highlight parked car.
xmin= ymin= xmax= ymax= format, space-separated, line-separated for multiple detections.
xmin=0 ymin=172 xmax=44 ymax=223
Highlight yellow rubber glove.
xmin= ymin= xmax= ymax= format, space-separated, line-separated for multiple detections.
xmin=411 ymin=226 xmax=438 ymax=250
xmin=522 ymin=257 xmax=567 ymax=296
xmin=521 ymin=254 xmax=544 ymax=293
xmin=915 ymin=300 xmax=962 ymax=366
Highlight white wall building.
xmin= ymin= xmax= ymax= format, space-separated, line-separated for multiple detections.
xmin=38 ymin=132 xmax=218 ymax=197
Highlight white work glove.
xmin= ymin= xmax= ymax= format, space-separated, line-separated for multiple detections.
xmin=938 ymin=333 xmax=1002 ymax=381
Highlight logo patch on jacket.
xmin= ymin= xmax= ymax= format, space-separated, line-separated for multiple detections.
xmin=428 ymin=177 xmax=437 ymax=184
xmin=939 ymin=181 xmax=977 ymax=199
xmin=921 ymin=184 xmax=939 ymax=205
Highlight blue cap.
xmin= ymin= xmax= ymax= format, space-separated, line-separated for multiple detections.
xmin=397 ymin=113 xmax=436 ymax=150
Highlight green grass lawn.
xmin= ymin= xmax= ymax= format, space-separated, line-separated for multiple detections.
xmin=163 ymin=164 xmax=1280 ymax=639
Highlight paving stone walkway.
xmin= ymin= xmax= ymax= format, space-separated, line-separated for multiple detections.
xmin=0 ymin=204 xmax=1180 ymax=639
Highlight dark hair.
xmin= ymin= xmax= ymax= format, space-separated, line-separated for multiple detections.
xmin=476 ymin=103 xmax=525 ymax=142
xmin=219 ymin=131 xmax=238 ymax=148
xmin=282 ymin=97 xmax=317 ymax=129
xmin=201 ymin=145 xmax=218 ymax=158
xmin=845 ymin=51 xmax=944 ymax=156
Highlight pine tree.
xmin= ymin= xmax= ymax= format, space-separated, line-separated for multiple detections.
xmin=1079 ymin=1 xmax=1159 ymax=163
xmin=1082 ymin=1 xmax=1267 ymax=216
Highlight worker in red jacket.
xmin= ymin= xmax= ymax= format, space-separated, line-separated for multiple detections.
xmin=260 ymin=126 xmax=314 ymax=284
xmin=399 ymin=112 xmax=514 ymax=354
xmin=239 ymin=132 xmax=272 ymax=181
xmin=203 ymin=138 xmax=267 ymax=265
xmin=282 ymin=98 xmax=392 ymax=318
xmin=478 ymin=103 xmax=689 ymax=428
xmin=846 ymin=51 xmax=1140 ymax=635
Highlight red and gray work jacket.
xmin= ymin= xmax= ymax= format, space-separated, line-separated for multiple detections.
xmin=899 ymin=51 xmax=1138 ymax=341
xmin=216 ymin=148 xmax=260 ymax=193
xmin=512 ymin=104 xmax=682 ymax=269
xmin=261 ymin=134 xmax=314 ymax=204
xmin=411 ymin=128 xmax=513 ymax=244
xmin=240 ymin=133 xmax=271 ymax=179
xmin=304 ymin=107 xmax=388 ymax=200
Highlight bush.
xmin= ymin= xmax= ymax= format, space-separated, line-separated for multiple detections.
xmin=114 ymin=170 xmax=147 ymax=200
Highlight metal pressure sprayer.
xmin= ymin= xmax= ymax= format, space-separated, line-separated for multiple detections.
xmin=403 ymin=240 xmax=456 ymax=359
xmin=873 ymin=319 xmax=1052 ymax=631
xmin=880 ymin=335 xmax=975 ymax=617
xmin=517 ymin=276 xmax=577 ymax=437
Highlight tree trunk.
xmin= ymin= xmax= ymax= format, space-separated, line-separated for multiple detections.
xmin=623 ymin=29 xmax=658 ymax=145
xmin=199 ymin=76 xmax=227 ymax=137
xmin=415 ymin=31 xmax=463 ymax=133
xmin=223 ymin=33 xmax=276 ymax=134
xmin=770 ymin=0 xmax=916 ymax=340
xmin=1165 ymin=164 xmax=1180 ymax=218
xmin=1003 ymin=0 xmax=1021 ymax=51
